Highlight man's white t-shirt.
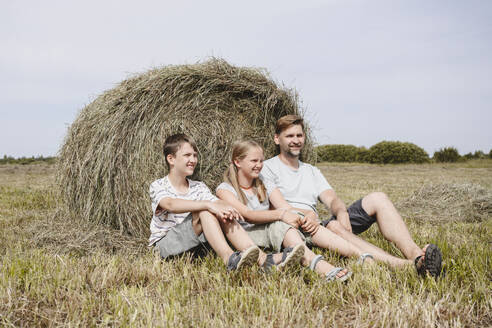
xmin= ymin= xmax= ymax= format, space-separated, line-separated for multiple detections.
xmin=260 ymin=155 xmax=332 ymax=212
xmin=148 ymin=176 xmax=218 ymax=246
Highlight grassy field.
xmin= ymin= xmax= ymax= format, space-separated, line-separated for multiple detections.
xmin=1 ymin=161 xmax=491 ymax=327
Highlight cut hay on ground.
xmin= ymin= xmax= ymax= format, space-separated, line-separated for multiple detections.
xmin=397 ymin=183 xmax=492 ymax=223
xmin=57 ymin=58 xmax=314 ymax=237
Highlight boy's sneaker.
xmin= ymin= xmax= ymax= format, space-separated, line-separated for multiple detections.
xmin=227 ymin=245 xmax=260 ymax=271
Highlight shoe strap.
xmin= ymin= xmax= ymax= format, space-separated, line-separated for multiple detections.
xmin=281 ymin=247 xmax=293 ymax=263
xmin=310 ymin=254 xmax=324 ymax=271
xmin=326 ymin=267 xmax=343 ymax=281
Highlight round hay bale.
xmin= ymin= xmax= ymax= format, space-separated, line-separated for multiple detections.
xmin=57 ymin=58 xmax=315 ymax=237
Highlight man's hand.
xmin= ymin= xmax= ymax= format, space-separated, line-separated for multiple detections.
xmin=207 ymin=201 xmax=242 ymax=223
xmin=336 ymin=211 xmax=352 ymax=233
xmin=300 ymin=212 xmax=320 ymax=235
xmin=280 ymin=211 xmax=301 ymax=228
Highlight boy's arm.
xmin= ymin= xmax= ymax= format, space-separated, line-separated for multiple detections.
xmin=216 ymin=189 xmax=300 ymax=227
xmin=158 ymin=197 xmax=242 ymax=222
xmin=318 ymin=189 xmax=352 ymax=233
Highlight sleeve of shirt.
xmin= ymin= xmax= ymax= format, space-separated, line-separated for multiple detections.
xmin=149 ymin=180 xmax=170 ymax=216
xmin=197 ymin=182 xmax=219 ymax=202
xmin=259 ymin=162 xmax=278 ymax=196
xmin=216 ymin=182 xmax=238 ymax=197
xmin=313 ymin=167 xmax=332 ymax=197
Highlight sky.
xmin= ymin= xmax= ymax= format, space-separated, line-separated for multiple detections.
xmin=1 ymin=0 xmax=491 ymax=157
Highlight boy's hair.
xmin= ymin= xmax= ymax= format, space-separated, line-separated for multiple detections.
xmin=223 ymin=140 xmax=267 ymax=205
xmin=275 ymin=115 xmax=305 ymax=134
xmin=163 ymin=133 xmax=198 ymax=169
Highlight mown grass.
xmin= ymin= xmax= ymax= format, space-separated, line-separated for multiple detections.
xmin=1 ymin=161 xmax=491 ymax=327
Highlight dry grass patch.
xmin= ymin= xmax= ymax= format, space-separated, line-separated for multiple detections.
xmin=1 ymin=163 xmax=491 ymax=327
xmin=398 ymin=183 xmax=492 ymax=223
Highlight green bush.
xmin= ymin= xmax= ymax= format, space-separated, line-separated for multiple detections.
xmin=367 ymin=141 xmax=429 ymax=164
xmin=463 ymin=151 xmax=487 ymax=160
xmin=316 ymin=145 xmax=371 ymax=163
xmin=316 ymin=144 xmax=359 ymax=162
xmin=433 ymin=147 xmax=460 ymax=162
xmin=356 ymin=147 xmax=370 ymax=163
xmin=489 ymin=149 xmax=492 ymax=159
xmin=473 ymin=150 xmax=486 ymax=159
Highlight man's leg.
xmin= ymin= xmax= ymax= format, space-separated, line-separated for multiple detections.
xmin=326 ymin=220 xmax=411 ymax=267
xmin=361 ymin=192 xmax=423 ymax=260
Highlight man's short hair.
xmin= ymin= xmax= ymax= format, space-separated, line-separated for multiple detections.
xmin=163 ymin=133 xmax=198 ymax=169
xmin=275 ymin=115 xmax=305 ymax=134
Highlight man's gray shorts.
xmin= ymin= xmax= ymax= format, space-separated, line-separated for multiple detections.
xmin=154 ymin=214 xmax=208 ymax=259
xmin=321 ymin=198 xmax=377 ymax=234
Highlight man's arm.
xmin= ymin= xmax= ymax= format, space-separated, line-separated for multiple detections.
xmin=318 ymin=189 xmax=352 ymax=233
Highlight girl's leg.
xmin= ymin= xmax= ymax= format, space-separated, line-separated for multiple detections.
xmin=282 ymin=228 xmax=349 ymax=278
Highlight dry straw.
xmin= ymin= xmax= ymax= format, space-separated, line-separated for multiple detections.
xmin=398 ymin=182 xmax=492 ymax=223
xmin=57 ymin=58 xmax=314 ymax=237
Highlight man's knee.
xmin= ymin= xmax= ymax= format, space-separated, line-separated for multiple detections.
xmin=363 ymin=192 xmax=392 ymax=212
xmin=366 ymin=191 xmax=389 ymax=203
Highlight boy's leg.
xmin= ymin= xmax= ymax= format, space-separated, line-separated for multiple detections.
xmin=193 ymin=211 xmax=234 ymax=264
xmin=195 ymin=210 xmax=268 ymax=265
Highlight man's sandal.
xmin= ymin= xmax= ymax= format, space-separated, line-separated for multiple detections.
xmin=414 ymin=243 xmax=443 ymax=278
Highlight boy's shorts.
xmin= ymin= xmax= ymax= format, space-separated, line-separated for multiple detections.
xmin=244 ymin=220 xmax=310 ymax=252
xmin=155 ymin=214 xmax=208 ymax=259
xmin=321 ymin=198 xmax=377 ymax=234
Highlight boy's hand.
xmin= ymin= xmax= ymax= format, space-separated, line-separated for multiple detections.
xmin=281 ymin=211 xmax=301 ymax=228
xmin=207 ymin=201 xmax=242 ymax=222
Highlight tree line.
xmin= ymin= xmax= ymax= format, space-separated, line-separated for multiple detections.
xmin=316 ymin=142 xmax=492 ymax=164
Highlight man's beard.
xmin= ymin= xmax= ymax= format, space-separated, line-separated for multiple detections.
xmin=285 ymin=146 xmax=302 ymax=158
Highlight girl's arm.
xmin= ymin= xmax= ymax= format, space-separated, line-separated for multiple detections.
xmin=269 ymin=188 xmax=320 ymax=234
xmin=216 ymin=189 xmax=298 ymax=226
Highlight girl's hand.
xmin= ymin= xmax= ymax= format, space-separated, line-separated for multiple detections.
xmin=207 ymin=201 xmax=243 ymax=222
xmin=281 ymin=211 xmax=301 ymax=228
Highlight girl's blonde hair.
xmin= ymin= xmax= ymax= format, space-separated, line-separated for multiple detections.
xmin=223 ymin=140 xmax=268 ymax=205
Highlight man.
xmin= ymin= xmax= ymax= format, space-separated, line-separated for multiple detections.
xmin=260 ymin=115 xmax=442 ymax=277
